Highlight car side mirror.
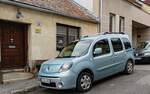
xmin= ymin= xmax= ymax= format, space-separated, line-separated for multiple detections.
xmin=94 ymin=48 xmax=102 ymax=56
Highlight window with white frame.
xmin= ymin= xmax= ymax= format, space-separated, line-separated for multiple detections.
xmin=109 ymin=13 xmax=116 ymax=32
xmin=119 ymin=16 xmax=125 ymax=32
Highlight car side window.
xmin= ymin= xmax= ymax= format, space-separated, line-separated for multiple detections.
xmin=93 ymin=39 xmax=110 ymax=57
xmin=111 ymin=38 xmax=123 ymax=52
xmin=122 ymin=38 xmax=131 ymax=49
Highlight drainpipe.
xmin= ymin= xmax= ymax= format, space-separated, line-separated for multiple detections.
xmin=99 ymin=0 xmax=103 ymax=33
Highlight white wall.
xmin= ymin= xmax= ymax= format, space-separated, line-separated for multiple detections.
xmin=74 ymin=0 xmax=93 ymax=11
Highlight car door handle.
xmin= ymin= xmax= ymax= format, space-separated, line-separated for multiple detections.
xmin=90 ymin=58 xmax=93 ymax=61
xmin=114 ymin=54 xmax=118 ymax=57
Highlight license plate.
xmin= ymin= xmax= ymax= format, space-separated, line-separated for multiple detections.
xmin=41 ymin=78 xmax=51 ymax=83
xmin=135 ymin=57 xmax=142 ymax=60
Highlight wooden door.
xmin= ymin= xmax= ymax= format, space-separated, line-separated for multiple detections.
xmin=0 ymin=21 xmax=27 ymax=69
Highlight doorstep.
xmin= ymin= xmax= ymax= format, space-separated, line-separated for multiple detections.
xmin=1 ymin=69 xmax=24 ymax=73
xmin=0 ymin=78 xmax=39 ymax=94
xmin=3 ymin=72 xmax=34 ymax=84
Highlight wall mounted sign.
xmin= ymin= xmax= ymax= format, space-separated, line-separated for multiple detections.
xmin=35 ymin=20 xmax=42 ymax=33
xmin=35 ymin=27 xmax=42 ymax=33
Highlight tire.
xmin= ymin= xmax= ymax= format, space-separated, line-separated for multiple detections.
xmin=124 ymin=60 xmax=134 ymax=74
xmin=76 ymin=72 xmax=93 ymax=92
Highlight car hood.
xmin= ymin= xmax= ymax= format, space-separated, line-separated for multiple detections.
xmin=134 ymin=48 xmax=146 ymax=53
xmin=39 ymin=58 xmax=76 ymax=73
xmin=134 ymin=49 xmax=150 ymax=56
xmin=44 ymin=58 xmax=75 ymax=65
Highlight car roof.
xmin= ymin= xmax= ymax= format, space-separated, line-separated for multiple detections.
xmin=81 ymin=33 xmax=129 ymax=41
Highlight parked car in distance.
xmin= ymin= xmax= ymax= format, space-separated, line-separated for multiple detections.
xmin=38 ymin=32 xmax=135 ymax=92
xmin=134 ymin=41 xmax=150 ymax=63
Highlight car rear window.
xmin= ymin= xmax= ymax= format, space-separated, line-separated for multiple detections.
xmin=111 ymin=38 xmax=123 ymax=52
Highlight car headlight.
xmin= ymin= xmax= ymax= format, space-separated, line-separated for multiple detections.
xmin=135 ymin=53 xmax=138 ymax=57
xmin=43 ymin=64 xmax=61 ymax=73
xmin=144 ymin=53 xmax=150 ymax=56
xmin=59 ymin=63 xmax=73 ymax=72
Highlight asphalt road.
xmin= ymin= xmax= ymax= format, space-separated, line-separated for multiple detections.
xmin=23 ymin=65 xmax=150 ymax=94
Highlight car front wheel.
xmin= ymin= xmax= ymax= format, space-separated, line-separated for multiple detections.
xmin=76 ymin=72 xmax=93 ymax=92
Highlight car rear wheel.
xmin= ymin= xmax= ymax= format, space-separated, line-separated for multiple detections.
xmin=76 ymin=72 xmax=93 ymax=92
xmin=124 ymin=60 xmax=134 ymax=74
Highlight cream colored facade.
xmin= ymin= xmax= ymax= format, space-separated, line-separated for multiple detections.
xmin=93 ymin=0 xmax=150 ymax=48
xmin=0 ymin=3 xmax=98 ymax=68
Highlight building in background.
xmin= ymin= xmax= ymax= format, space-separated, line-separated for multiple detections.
xmin=75 ymin=0 xmax=150 ymax=48
xmin=0 ymin=0 xmax=99 ymax=71
xmin=143 ymin=0 xmax=150 ymax=6
xmin=142 ymin=0 xmax=150 ymax=13
xmin=74 ymin=0 xmax=93 ymax=11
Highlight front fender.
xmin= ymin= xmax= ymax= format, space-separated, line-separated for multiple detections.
xmin=71 ymin=61 xmax=95 ymax=80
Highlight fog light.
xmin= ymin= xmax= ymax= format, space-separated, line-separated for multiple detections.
xmin=57 ymin=82 xmax=63 ymax=88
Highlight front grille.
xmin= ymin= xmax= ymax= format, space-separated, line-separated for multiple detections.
xmin=134 ymin=53 xmax=143 ymax=57
xmin=138 ymin=53 xmax=143 ymax=56
xmin=41 ymin=82 xmax=56 ymax=87
xmin=40 ymin=76 xmax=58 ymax=78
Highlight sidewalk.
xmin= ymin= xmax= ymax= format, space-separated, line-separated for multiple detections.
xmin=0 ymin=79 xmax=39 ymax=94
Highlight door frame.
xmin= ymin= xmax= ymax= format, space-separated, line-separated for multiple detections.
xmin=0 ymin=20 xmax=29 ymax=69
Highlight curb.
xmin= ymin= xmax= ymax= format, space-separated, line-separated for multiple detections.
xmin=14 ymin=85 xmax=40 ymax=94
xmin=1 ymin=85 xmax=40 ymax=94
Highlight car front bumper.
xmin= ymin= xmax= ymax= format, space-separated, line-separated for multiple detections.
xmin=135 ymin=56 xmax=150 ymax=63
xmin=38 ymin=70 xmax=77 ymax=90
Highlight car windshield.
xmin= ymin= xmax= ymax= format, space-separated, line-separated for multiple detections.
xmin=57 ymin=40 xmax=93 ymax=58
xmin=137 ymin=42 xmax=148 ymax=49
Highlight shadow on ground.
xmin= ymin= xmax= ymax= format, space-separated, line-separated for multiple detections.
xmin=23 ymin=73 xmax=124 ymax=94
xmin=135 ymin=62 xmax=150 ymax=65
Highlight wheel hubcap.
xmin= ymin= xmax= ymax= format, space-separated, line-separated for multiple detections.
xmin=80 ymin=75 xmax=91 ymax=90
xmin=127 ymin=62 xmax=133 ymax=73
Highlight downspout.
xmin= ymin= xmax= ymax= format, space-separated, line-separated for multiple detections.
xmin=99 ymin=0 xmax=103 ymax=33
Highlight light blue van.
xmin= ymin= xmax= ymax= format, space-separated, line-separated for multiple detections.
xmin=38 ymin=32 xmax=135 ymax=92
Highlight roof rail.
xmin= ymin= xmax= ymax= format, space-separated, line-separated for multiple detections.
xmin=103 ymin=32 xmax=125 ymax=35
